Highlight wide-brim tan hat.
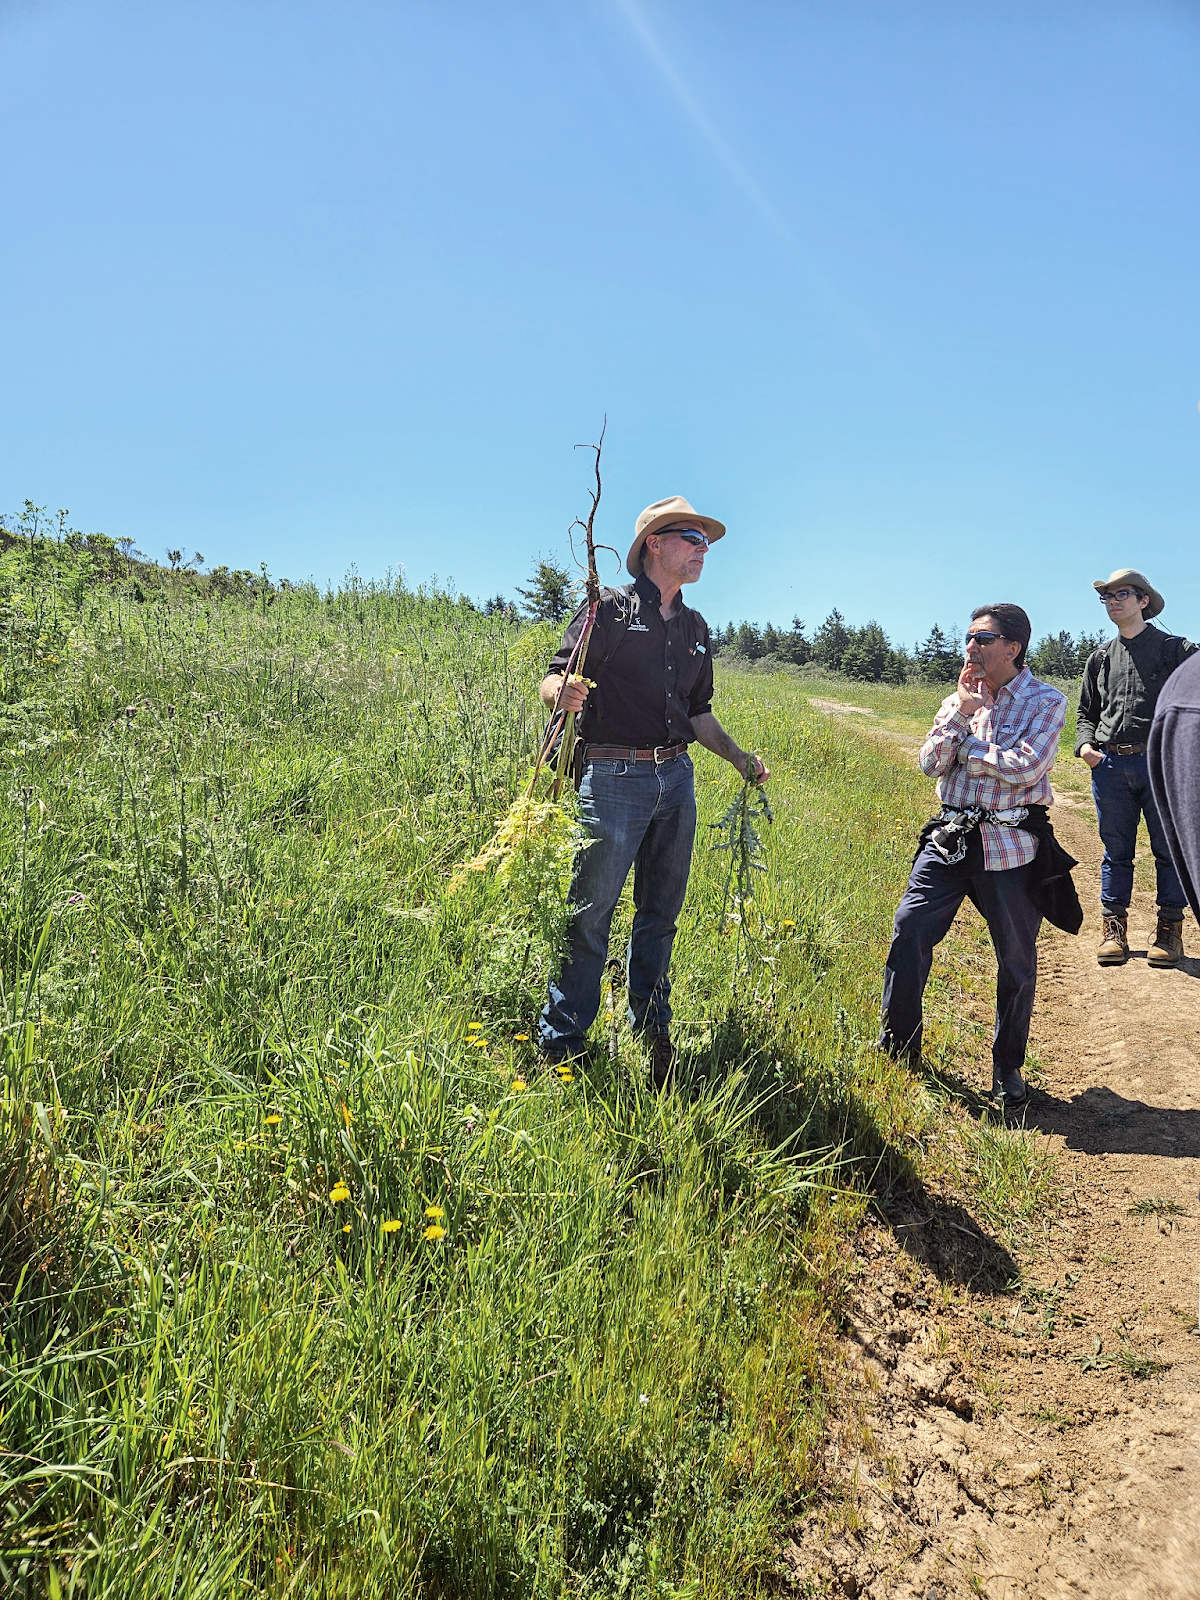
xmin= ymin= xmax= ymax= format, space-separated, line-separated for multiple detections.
xmin=626 ymin=495 xmax=726 ymax=577
xmin=1092 ymin=568 xmax=1164 ymax=619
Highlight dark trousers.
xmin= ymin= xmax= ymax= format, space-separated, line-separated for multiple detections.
xmin=1091 ymin=749 xmax=1187 ymax=914
xmin=879 ymin=843 xmax=1042 ymax=1095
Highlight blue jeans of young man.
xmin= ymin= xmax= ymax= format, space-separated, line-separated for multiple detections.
xmin=1091 ymin=749 xmax=1188 ymax=915
xmin=539 ymin=753 xmax=697 ymax=1057
xmin=879 ymin=842 xmax=1042 ymax=1097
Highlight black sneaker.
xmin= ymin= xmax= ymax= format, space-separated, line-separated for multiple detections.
xmin=648 ymin=1034 xmax=675 ymax=1092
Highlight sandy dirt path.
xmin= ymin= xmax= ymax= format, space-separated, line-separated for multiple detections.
xmin=790 ymin=737 xmax=1200 ymax=1599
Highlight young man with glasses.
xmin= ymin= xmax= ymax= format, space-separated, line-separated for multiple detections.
xmin=1076 ymin=569 xmax=1196 ymax=968
xmin=879 ymin=604 xmax=1081 ymax=1113
xmin=537 ymin=496 xmax=768 ymax=1087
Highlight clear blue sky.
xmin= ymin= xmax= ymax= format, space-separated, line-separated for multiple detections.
xmin=4 ymin=0 xmax=1198 ymax=647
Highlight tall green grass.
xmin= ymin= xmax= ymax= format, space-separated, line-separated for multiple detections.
xmin=1 ymin=549 xmax=996 ymax=1596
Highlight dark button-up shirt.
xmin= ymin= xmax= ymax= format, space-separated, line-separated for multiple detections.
xmin=1075 ymin=625 xmax=1197 ymax=755
xmin=547 ymin=573 xmax=714 ymax=748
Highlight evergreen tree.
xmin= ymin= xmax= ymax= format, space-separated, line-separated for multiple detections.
xmin=812 ymin=609 xmax=850 ymax=672
xmin=841 ymin=620 xmax=891 ymax=681
xmin=915 ymin=624 xmax=961 ymax=682
xmin=733 ymin=621 xmax=764 ymax=659
xmin=780 ymin=616 xmax=811 ymax=665
xmin=516 ymin=556 xmax=579 ymax=624
xmin=1029 ymin=630 xmax=1103 ymax=678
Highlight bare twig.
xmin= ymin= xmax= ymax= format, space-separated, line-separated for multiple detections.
xmin=526 ymin=420 xmax=608 ymax=799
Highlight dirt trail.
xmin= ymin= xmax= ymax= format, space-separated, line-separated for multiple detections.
xmin=790 ymin=754 xmax=1200 ymax=1598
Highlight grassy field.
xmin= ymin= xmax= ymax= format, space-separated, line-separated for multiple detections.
xmin=1 ymin=548 xmax=1060 ymax=1597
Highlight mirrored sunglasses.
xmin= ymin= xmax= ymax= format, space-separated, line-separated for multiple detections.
xmin=964 ymin=630 xmax=1006 ymax=646
xmin=671 ymin=529 xmax=710 ymax=549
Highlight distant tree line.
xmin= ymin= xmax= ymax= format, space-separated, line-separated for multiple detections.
xmin=710 ymin=610 xmax=1104 ymax=684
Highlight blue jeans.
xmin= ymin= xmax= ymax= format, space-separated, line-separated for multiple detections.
xmin=1091 ymin=750 xmax=1187 ymax=914
xmin=879 ymin=843 xmax=1042 ymax=1096
xmin=539 ymin=754 xmax=697 ymax=1055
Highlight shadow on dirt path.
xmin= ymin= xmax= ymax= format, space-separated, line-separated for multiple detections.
xmin=788 ymin=749 xmax=1200 ymax=1599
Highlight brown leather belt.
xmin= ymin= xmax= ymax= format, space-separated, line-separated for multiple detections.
xmin=586 ymin=741 xmax=688 ymax=763
xmin=1104 ymin=742 xmax=1146 ymax=756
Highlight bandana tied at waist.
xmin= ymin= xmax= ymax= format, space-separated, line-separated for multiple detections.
xmin=911 ymin=802 xmax=1084 ymax=934
xmin=923 ymin=804 xmax=1030 ymax=865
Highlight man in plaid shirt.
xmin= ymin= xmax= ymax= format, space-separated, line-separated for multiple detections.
xmin=880 ymin=603 xmax=1067 ymax=1110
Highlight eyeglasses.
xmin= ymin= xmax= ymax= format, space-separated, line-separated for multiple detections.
xmin=964 ymin=630 xmax=1007 ymax=646
xmin=1099 ymin=588 xmax=1141 ymax=604
xmin=671 ymin=529 xmax=710 ymax=550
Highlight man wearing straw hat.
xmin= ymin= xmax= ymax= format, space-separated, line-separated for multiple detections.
xmin=1076 ymin=569 xmax=1195 ymax=968
xmin=536 ymin=495 xmax=768 ymax=1087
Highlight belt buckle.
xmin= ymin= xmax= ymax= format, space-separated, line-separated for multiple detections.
xmin=653 ymin=744 xmax=670 ymax=764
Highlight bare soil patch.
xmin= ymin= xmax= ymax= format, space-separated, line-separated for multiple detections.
xmin=789 ymin=782 xmax=1200 ymax=1597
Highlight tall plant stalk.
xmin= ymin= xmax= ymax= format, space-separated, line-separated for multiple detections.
xmin=527 ymin=420 xmax=607 ymax=799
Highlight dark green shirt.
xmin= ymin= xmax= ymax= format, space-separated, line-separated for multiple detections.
xmin=1075 ymin=624 xmax=1197 ymax=755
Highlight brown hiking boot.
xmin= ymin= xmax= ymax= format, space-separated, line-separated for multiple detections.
xmin=648 ymin=1034 xmax=676 ymax=1092
xmin=1097 ymin=913 xmax=1129 ymax=966
xmin=1147 ymin=915 xmax=1185 ymax=969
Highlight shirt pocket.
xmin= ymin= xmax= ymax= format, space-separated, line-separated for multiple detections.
xmin=675 ymin=648 xmax=704 ymax=702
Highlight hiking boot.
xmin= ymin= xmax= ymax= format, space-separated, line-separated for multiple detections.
xmin=648 ymin=1034 xmax=676 ymax=1092
xmin=1097 ymin=913 xmax=1129 ymax=966
xmin=1147 ymin=915 xmax=1185 ymax=969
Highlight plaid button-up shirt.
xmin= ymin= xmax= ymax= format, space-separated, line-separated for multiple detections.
xmin=918 ymin=666 xmax=1067 ymax=871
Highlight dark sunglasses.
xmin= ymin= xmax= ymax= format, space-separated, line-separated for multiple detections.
xmin=1098 ymin=587 xmax=1141 ymax=603
xmin=672 ymin=529 xmax=710 ymax=549
xmin=964 ymin=630 xmax=1008 ymax=646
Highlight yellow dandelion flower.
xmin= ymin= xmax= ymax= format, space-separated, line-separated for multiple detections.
xmin=557 ymin=1070 xmax=575 ymax=1084
xmin=263 ymin=1114 xmax=282 ymax=1125
xmin=341 ymin=1102 xmax=353 ymax=1128
xmin=467 ymin=1021 xmax=483 ymax=1031
xmin=381 ymin=1219 xmax=402 ymax=1234
xmin=423 ymin=1224 xmax=446 ymax=1242
xmin=511 ymin=1078 xmax=527 ymax=1092
xmin=424 ymin=1204 xmax=444 ymax=1219
xmin=342 ymin=1224 xmax=352 ymax=1234
xmin=471 ymin=1038 xmax=489 ymax=1049
xmin=329 ymin=1182 xmax=351 ymax=1203
xmin=514 ymin=1033 xmax=529 ymax=1042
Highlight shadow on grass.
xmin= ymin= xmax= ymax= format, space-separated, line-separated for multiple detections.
xmin=680 ymin=1007 xmax=1020 ymax=1292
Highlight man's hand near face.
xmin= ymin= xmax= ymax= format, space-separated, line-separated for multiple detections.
xmin=955 ymin=660 xmax=987 ymax=718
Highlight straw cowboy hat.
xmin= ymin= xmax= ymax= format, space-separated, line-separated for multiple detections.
xmin=626 ymin=496 xmax=726 ymax=578
xmin=1092 ymin=569 xmax=1165 ymax=619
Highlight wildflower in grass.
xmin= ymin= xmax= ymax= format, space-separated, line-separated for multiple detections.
xmin=511 ymin=1078 xmax=527 ymax=1092
xmin=638 ymin=1393 xmax=649 ymax=1406
xmin=329 ymin=1182 xmax=351 ymax=1203
xmin=381 ymin=1220 xmax=402 ymax=1234
xmin=342 ymin=1224 xmax=352 ymax=1234
xmin=514 ymin=1033 xmax=529 ymax=1042
xmin=467 ymin=1021 xmax=483 ymax=1031
xmin=470 ymin=1037 xmax=489 ymax=1049
xmin=424 ymin=1204 xmax=444 ymax=1219
xmin=424 ymin=1224 xmax=447 ymax=1242
xmin=557 ymin=1067 xmax=575 ymax=1084
xmin=263 ymin=1114 xmax=282 ymax=1125
xmin=341 ymin=1102 xmax=353 ymax=1128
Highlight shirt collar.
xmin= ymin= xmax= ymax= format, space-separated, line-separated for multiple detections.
xmin=996 ymin=665 xmax=1035 ymax=700
xmin=633 ymin=571 xmax=683 ymax=617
